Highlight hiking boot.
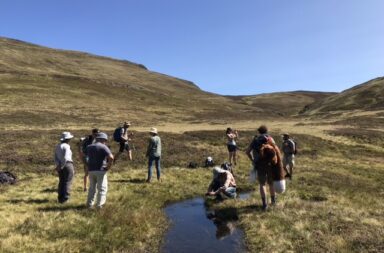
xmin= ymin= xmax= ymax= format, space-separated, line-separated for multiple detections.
xmin=146 ymin=178 xmax=151 ymax=183
xmin=262 ymin=204 xmax=268 ymax=211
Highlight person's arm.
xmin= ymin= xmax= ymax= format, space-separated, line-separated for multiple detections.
xmin=245 ymin=144 xmax=254 ymax=162
xmin=62 ymin=144 xmax=71 ymax=166
xmin=106 ymin=154 xmax=114 ymax=170
xmin=54 ymin=149 xmax=61 ymax=173
xmin=206 ymin=180 xmax=215 ymax=195
xmin=120 ymin=128 xmax=127 ymax=141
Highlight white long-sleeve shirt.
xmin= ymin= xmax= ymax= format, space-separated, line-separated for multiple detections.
xmin=54 ymin=143 xmax=73 ymax=168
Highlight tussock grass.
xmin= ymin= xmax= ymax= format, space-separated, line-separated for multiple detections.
xmin=2 ymin=126 xmax=383 ymax=252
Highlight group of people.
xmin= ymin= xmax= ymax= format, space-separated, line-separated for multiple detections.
xmin=54 ymin=122 xmax=295 ymax=210
xmin=206 ymin=125 xmax=296 ymax=210
xmin=54 ymin=122 xmax=162 ymax=208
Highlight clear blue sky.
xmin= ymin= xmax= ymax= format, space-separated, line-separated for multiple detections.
xmin=1 ymin=0 xmax=383 ymax=95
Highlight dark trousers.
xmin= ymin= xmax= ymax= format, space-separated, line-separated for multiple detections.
xmin=58 ymin=162 xmax=74 ymax=203
xmin=147 ymin=156 xmax=161 ymax=180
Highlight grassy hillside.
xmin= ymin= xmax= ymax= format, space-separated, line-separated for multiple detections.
xmin=1 ymin=37 xmax=383 ymax=253
xmin=228 ymin=91 xmax=336 ymax=116
xmin=0 ymin=37 xmax=283 ymax=130
xmin=302 ymin=77 xmax=384 ymax=115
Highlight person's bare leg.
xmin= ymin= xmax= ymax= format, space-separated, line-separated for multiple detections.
xmin=259 ymin=184 xmax=268 ymax=210
xmin=83 ymin=165 xmax=88 ymax=191
xmin=269 ymin=183 xmax=276 ymax=205
xmin=128 ymin=150 xmax=132 ymax=161
xmin=233 ymin=151 xmax=237 ymax=165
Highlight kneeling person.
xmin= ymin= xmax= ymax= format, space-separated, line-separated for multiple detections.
xmin=206 ymin=167 xmax=237 ymax=199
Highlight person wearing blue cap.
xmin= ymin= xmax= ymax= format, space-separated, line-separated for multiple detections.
xmin=85 ymin=132 xmax=114 ymax=208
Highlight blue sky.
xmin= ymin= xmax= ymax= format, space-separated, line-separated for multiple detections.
xmin=1 ymin=0 xmax=383 ymax=95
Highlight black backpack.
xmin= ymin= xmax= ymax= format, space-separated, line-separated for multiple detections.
xmin=81 ymin=135 xmax=93 ymax=153
xmin=113 ymin=127 xmax=122 ymax=142
xmin=252 ymin=134 xmax=269 ymax=152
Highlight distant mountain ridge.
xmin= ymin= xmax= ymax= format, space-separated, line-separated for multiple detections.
xmin=0 ymin=36 xmax=381 ymax=129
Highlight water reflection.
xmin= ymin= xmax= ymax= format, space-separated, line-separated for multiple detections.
xmin=162 ymin=194 xmax=249 ymax=253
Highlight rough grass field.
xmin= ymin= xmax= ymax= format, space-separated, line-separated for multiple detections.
xmin=1 ymin=121 xmax=383 ymax=253
xmin=1 ymin=37 xmax=384 ymax=252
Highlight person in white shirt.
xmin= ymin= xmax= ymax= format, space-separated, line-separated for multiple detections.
xmin=54 ymin=132 xmax=75 ymax=203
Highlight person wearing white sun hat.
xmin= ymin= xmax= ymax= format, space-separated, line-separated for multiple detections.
xmin=146 ymin=127 xmax=162 ymax=182
xmin=54 ymin=131 xmax=75 ymax=203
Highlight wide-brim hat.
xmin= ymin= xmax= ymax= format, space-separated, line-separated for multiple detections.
xmin=282 ymin=133 xmax=290 ymax=137
xmin=123 ymin=121 xmax=131 ymax=127
xmin=96 ymin=132 xmax=108 ymax=140
xmin=60 ymin=132 xmax=74 ymax=141
xmin=213 ymin=166 xmax=226 ymax=178
xmin=149 ymin=127 xmax=158 ymax=134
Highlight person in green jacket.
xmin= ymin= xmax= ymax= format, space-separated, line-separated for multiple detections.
xmin=146 ymin=127 xmax=162 ymax=182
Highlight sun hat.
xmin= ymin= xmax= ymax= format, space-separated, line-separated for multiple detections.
xmin=282 ymin=133 xmax=290 ymax=137
xmin=123 ymin=121 xmax=131 ymax=127
xmin=213 ymin=166 xmax=226 ymax=178
xmin=60 ymin=132 xmax=74 ymax=141
xmin=96 ymin=132 xmax=108 ymax=140
xmin=149 ymin=127 xmax=158 ymax=134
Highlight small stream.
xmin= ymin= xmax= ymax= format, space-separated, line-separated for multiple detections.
xmin=161 ymin=193 xmax=250 ymax=253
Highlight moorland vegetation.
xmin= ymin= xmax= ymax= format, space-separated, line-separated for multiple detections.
xmin=0 ymin=37 xmax=383 ymax=252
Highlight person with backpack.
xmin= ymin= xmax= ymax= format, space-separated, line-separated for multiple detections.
xmin=281 ymin=133 xmax=296 ymax=180
xmin=54 ymin=132 xmax=75 ymax=203
xmin=86 ymin=132 xmax=114 ymax=209
xmin=245 ymin=125 xmax=277 ymax=210
xmin=113 ymin=121 xmax=133 ymax=163
xmin=146 ymin=127 xmax=162 ymax=182
xmin=226 ymin=128 xmax=239 ymax=166
xmin=78 ymin=128 xmax=99 ymax=191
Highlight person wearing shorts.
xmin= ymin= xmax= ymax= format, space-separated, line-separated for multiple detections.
xmin=226 ymin=128 xmax=239 ymax=166
xmin=114 ymin=121 xmax=133 ymax=163
xmin=246 ymin=125 xmax=276 ymax=210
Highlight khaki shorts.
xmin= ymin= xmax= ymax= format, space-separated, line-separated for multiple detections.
xmin=283 ymin=154 xmax=295 ymax=168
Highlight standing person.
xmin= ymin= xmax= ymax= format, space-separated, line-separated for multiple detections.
xmin=114 ymin=121 xmax=133 ymax=163
xmin=146 ymin=127 xmax=162 ymax=182
xmin=281 ymin=133 xmax=295 ymax=180
xmin=226 ymin=128 xmax=239 ymax=166
xmin=54 ymin=132 xmax=75 ymax=203
xmin=78 ymin=128 xmax=99 ymax=191
xmin=246 ymin=125 xmax=276 ymax=210
xmin=86 ymin=132 xmax=114 ymax=208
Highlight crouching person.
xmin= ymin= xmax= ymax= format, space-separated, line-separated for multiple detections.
xmin=206 ymin=167 xmax=237 ymax=199
xmin=86 ymin=132 xmax=114 ymax=209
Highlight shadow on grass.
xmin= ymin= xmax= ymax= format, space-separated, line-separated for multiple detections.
xmin=38 ymin=204 xmax=86 ymax=212
xmin=8 ymin=198 xmax=50 ymax=204
xmin=110 ymin=178 xmax=146 ymax=184
xmin=41 ymin=187 xmax=57 ymax=193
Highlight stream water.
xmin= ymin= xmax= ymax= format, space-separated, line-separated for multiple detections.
xmin=161 ymin=193 xmax=250 ymax=253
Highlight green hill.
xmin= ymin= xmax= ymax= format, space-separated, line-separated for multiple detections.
xmin=302 ymin=77 xmax=384 ymax=114
xmin=228 ymin=91 xmax=336 ymax=116
xmin=0 ymin=37 xmax=268 ymax=129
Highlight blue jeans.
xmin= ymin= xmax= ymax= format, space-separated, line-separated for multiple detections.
xmin=148 ymin=156 xmax=161 ymax=180
xmin=222 ymin=187 xmax=237 ymax=198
